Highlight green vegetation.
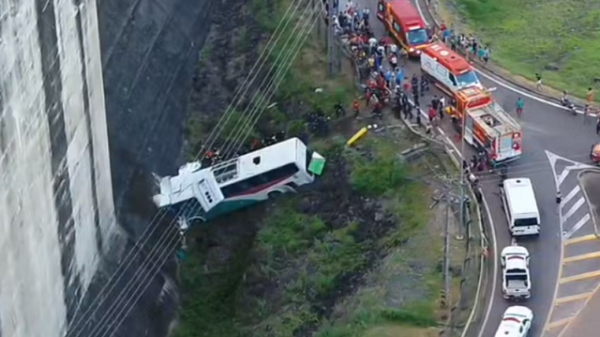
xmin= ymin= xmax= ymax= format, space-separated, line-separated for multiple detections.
xmin=174 ymin=139 xmax=442 ymax=337
xmin=456 ymin=0 xmax=600 ymax=98
xmin=176 ymin=0 xmax=465 ymax=336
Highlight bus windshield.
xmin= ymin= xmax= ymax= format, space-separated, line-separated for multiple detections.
xmin=406 ymin=29 xmax=429 ymax=46
xmin=456 ymin=70 xmax=479 ymax=87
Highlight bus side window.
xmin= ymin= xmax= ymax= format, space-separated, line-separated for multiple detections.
xmin=392 ymin=21 xmax=402 ymax=34
xmin=448 ymin=73 xmax=458 ymax=86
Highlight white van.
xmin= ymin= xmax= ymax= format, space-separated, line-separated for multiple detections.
xmin=500 ymin=178 xmax=541 ymax=236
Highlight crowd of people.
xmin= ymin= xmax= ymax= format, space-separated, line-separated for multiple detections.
xmin=328 ymin=1 xmax=452 ymax=125
xmin=436 ymin=22 xmax=491 ymax=64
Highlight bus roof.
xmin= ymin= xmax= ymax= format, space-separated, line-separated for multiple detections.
xmin=389 ymin=0 xmax=425 ymax=30
xmin=213 ymin=137 xmax=305 ymax=187
xmin=423 ymin=42 xmax=471 ymax=74
xmin=503 ymin=178 xmax=538 ymax=216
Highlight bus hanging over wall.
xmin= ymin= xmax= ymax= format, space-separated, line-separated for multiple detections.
xmin=153 ymin=138 xmax=325 ymax=228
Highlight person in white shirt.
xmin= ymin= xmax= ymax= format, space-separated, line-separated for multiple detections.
xmin=389 ymin=44 xmax=398 ymax=55
xmin=368 ymin=36 xmax=377 ymax=53
xmin=376 ymin=44 xmax=385 ymax=56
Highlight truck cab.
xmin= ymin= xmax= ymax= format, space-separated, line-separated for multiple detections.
xmin=501 ymin=245 xmax=531 ymax=300
xmin=377 ymin=0 xmax=431 ymax=57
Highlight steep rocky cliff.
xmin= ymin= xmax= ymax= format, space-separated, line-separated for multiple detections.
xmin=69 ymin=1 xmax=219 ymax=336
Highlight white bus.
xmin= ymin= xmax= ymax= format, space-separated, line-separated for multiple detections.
xmin=154 ymin=137 xmax=321 ymax=223
xmin=500 ymin=178 xmax=540 ymax=236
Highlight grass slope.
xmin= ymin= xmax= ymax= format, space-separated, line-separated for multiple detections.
xmin=457 ymin=0 xmax=600 ymax=98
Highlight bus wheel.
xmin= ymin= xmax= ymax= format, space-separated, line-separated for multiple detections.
xmin=268 ymin=191 xmax=283 ymax=200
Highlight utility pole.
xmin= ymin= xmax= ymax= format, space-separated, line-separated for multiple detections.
xmin=457 ymin=115 xmax=467 ymax=241
xmin=315 ymin=0 xmax=323 ymax=41
xmin=327 ymin=0 xmax=335 ymax=77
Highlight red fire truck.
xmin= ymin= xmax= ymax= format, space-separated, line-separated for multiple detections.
xmin=450 ymin=87 xmax=522 ymax=165
xmin=377 ymin=0 xmax=432 ymax=57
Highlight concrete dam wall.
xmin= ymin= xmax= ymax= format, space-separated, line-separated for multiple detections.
xmin=0 ymin=0 xmax=116 ymax=336
xmin=0 ymin=0 xmax=214 ymax=336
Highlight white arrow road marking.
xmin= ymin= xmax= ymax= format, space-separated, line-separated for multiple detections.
xmin=563 ymin=214 xmax=591 ymax=240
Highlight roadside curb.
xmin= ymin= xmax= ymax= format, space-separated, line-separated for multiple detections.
xmin=577 ymin=168 xmax=600 ymax=239
xmin=418 ymin=1 xmax=590 ymax=111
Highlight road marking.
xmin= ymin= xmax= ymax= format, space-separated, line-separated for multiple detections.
xmin=543 ymin=148 xmax=567 ymax=334
xmin=560 ymin=270 xmax=600 ymax=284
xmin=555 ymin=292 xmax=594 ymax=304
xmin=563 ymin=214 xmax=591 ymax=240
xmin=558 ymin=168 xmax=571 ymax=187
xmin=563 ymin=250 xmax=600 ymax=263
xmin=562 ymin=197 xmax=586 ymax=223
xmin=547 ymin=317 xmax=573 ymax=329
xmin=477 ymin=193 xmax=498 ymax=337
xmin=562 ymin=186 xmax=582 ymax=208
xmin=564 ymin=234 xmax=598 ymax=245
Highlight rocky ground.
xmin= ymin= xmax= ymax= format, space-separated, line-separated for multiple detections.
xmin=173 ymin=1 xmax=475 ymax=337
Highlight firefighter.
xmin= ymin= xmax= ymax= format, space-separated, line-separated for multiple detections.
xmin=372 ymin=100 xmax=383 ymax=119
xmin=352 ymin=98 xmax=360 ymax=119
xmin=420 ymin=74 xmax=429 ymax=95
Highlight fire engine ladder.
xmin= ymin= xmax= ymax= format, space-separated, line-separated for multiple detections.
xmin=472 ymin=101 xmax=519 ymax=136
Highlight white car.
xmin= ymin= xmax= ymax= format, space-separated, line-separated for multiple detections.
xmin=501 ymin=245 xmax=531 ymax=300
xmin=495 ymin=306 xmax=533 ymax=337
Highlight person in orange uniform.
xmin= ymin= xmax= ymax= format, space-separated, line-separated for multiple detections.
xmin=352 ymin=99 xmax=360 ymax=119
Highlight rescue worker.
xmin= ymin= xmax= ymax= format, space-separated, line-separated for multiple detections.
xmin=389 ymin=53 xmax=398 ymax=70
xmin=373 ymin=100 xmax=383 ymax=119
xmin=352 ymin=99 xmax=360 ymax=119
xmin=420 ymin=74 xmax=429 ymax=95
xmin=428 ymin=105 xmax=437 ymax=126
xmin=393 ymin=94 xmax=401 ymax=119
xmin=431 ymin=96 xmax=440 ymax=113
xmin=402 ymin=94 xmax=411 ymax=119
xmin=411 ymin=74 xmax=419 ymax=93
xmin=333 ymin=101 xmax=345 ymax=117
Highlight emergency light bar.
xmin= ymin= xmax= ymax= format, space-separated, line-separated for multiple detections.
xmin=408 ymin=25 xmax=421 ymax=30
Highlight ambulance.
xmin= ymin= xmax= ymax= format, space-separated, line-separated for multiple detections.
xmin=451 ymin=87 xmax=522 ymax=165
xmin=377 ymin=0 xmax=431 ymax=57
xmin=421 ymin=42 xmax=482 ymax=96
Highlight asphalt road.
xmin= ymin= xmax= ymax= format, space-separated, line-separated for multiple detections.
xmin=344 ymin=0 xmax=600 ymax=336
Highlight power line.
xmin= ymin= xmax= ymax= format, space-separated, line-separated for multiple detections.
xmin=89 ymin=10 xmax=322 ymax=337
xmin=71 ymin=3 xmax=321 ymax=337
xmin=219 ymin=3 xmax=318 ymax=157
xmin=66 ymin=0 xmax=309 ymax=334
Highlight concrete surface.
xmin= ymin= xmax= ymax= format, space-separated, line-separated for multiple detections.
xmin=0 ymin=1 xmax=116 ymax=336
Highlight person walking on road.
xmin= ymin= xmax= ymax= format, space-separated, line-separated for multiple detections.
xmin=596 ymin=116 xmax=600 ymax=135
xmin=516 ymin=97 xmax=525 ymax=117
xmin=535 ymin=73 xmax=542 ymax=91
